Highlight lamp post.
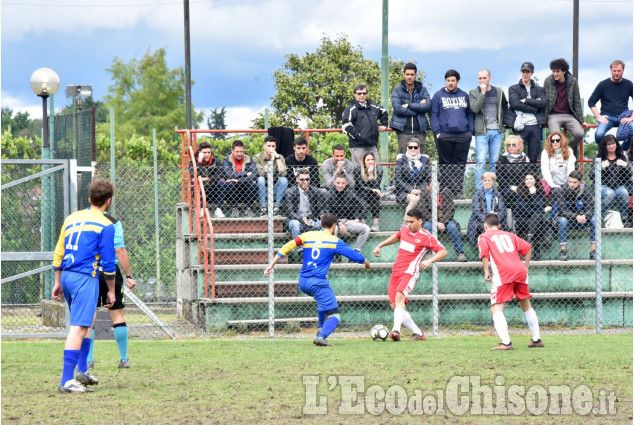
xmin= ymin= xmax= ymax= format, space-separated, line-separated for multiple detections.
xmin=30 ymin=67 xmax=60 ymax=300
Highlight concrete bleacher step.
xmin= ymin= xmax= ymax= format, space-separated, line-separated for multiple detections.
xmin=211 ymin=248 xmax=286 ymax=265
xmin=209 ymin=216 xmax=285 ymax=234
xmin=213 ymin=280 xmax=297 ymax=297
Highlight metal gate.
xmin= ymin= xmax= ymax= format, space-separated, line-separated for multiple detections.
xmin=1 ymin=159 xmax=92 ymax=338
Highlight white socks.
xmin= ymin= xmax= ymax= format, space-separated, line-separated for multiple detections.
xmin=401 ymin=310 xmax=423 ymax=336
xmin=392 ymin=307 xmax=405 ymax=333
xmin=492 ymin=312 xmax=511 ymax=345
xmin=524 ymin=308 xmax=541 ymax=341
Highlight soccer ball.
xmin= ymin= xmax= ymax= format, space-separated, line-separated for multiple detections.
xmin=370 ymin=324 xmax=389 ymax=341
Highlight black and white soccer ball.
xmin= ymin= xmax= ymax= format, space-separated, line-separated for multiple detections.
xmin=370 ymin=324 xmax=389 ymax=341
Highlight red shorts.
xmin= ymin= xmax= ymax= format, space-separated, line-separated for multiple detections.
xmin=491 ymin=281 xmax=532 ymax=305
xmin=388 ymin=272 xmax=419 ymax=304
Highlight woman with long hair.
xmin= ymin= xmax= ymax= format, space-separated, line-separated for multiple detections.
xmin=540 ymin=131 xmax=576 ymax=193
xmin=510 ymin=172 xmax=551 ymax=260
xmin=496 ymin=135 xmax=532 ymax=202
xmin=355 ymin=152 xmax=383 ymax=231
xmin=595 ymin=134 xmax=632 ymax=226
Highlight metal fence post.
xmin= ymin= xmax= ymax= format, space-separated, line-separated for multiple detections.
xmin=109 ymin=106 xmax=116 ymax=215
xmin=594 ymin=157 xmax=603 ymax=334
xmin=267 ymin=160 xmax=275 ymax=337
xmin=153 ymin=129 xmax=162 ymax=297
xmin=431 ymin=161 xmax=439 ymax=336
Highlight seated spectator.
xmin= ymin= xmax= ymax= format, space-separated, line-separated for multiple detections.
xmin=284 ymin=168 xmax=325 ymax=260
xmin=540 ymin=131 xmax=576 ymax=196
xmin=253 ymin=136 xmax=288 ymax=216
xmin=395 ymin=139 xmax=430 ymax=221
xmin=321 ymin=144 xmax=357 ymax=190
xmin=325 ymin=174 xmax=370 ymax=252
xmin=508 ymin=172 xmax=552 ymax=260
xmin=285 ymin=136 xmax=319 ymax=187
xmin=549 ymin=170 xmax=596 ymax=261
xmin=354 ymin=152 xmax=383 ymax=232
xmin=616 ymin=110 xmax=633 ymax=152
xmin=467 ymin=172 xmax=506 ymax=245
xmin=418 ymin=176 xmax=467 ymax=262
xmin=496 ymin=135 xmax=532 ymax=202
xmin=188 ymin=141 xmax=226 ymax=218
xmin=221 ymin=140 xmax=258 ymax=218
xmin=592 ymin=134 xmax=632 ymax=227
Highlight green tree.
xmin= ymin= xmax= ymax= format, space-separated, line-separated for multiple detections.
xmin=254 ymin=35 xmax=416 ymax=130
xmin=99 ymin=48 xmax=203 ymax=163
xmin=2 ymin=107 xmax=36 ymax=138
xmin=207 ymin=107 xmax=227 ymax=140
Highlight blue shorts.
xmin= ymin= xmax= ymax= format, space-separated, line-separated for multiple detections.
xmin=298 ymin=276 xmax=338 ymax=312
xmin=61 ymin=271 xmax=99 ymax=327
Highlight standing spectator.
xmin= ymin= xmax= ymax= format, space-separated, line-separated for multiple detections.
xmin=321 ymin=144 xmax=356 ymax=190
xmin=593 ymin=135 xmax=632 ymax=226
xmin=508 ymin=172 xmax=551 ymax=260
xmin=549 ymin=170 xmax=596 ymax=261
xmin=469 ymin=69 xmax=509 ymax=189
xmin=354 ymin=152 xmax=383 ymax=232
xmin=496 ymin=135 xmax=532 ymax=202
xmin=508 ymin=62 xmax=547 ymax=163
xmin=394 ymin=139 xmax=430 ymax=221
xmin=478 ymin=213 xmax=543 ymax=351
xmin=589 ymin=60 xmax=633 ymax=148
xmin=325 ymin=174 xmax=370 ymax=252
xmin=467 ymin=172 xmax=506 ymax=245
xmin=221 ymin=140 xmax=258 ymax=218
xmin=543 ymin=58 xmax=584 ymax=158
xmin=430 ymin=69 xmax=474 ymax=198
xmin=52 ymin=179 xmax=116 ymax=393
xmin=188 ymin=141 xmax=226 ymax=218
xmin=418 ymin=176 xmax=467 ymax=262
xmin=540 ymin=132 xmax=576 ymax=195
xmin=342 ymin=84 xmax=388 ymax=165
xmin=284 ymin=169 xmax=325 ymax=261
xmin=253 ymin=136 xmax=288 ymax=216
xmin=285 ymin=137 xmax=319 ymax=187
xmin=390 ymin=62 xmax=432 ymax=154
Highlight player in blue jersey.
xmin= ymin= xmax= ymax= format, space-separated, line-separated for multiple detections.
xmin=86 ymin=213 xmax=137 ymax=372
xmin=264 ymin=213 xmax=371 ymax=346
xmin=52 ymin=179 xmax=116 ymax=393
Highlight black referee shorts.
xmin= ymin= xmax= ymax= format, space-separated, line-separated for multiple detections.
xmin=98 ymin=267 xmax=125 ymax=310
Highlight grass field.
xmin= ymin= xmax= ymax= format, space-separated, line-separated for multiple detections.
xmin=2 ymin=334 xmax=632 ymax=424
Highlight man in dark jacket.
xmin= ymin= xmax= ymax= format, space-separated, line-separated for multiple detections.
xmin=508 ymin=62 xmax=547 ymax=164
xmin=543 ymin=58 xmax=584 ymax=158
xmin=390 ymin=62 xmax=432 ymax=154
xmin=342 ymin=84 xmax=388 ymax=166
xmin=325 ymin=174 xmax=370 ymax=251
xmin=430 ymin=69 xmax=474 ymax=198
xmin=285 ymin=137 xmax=319 ymax=188
xmin=221 ymin=140 xmax=258 ymax=218
xmin=549 ymin=170 xmax=596 ymax=261
xmin=188 ymin=141 xmax=226 ymax=218
xmin=284 ymin=168 xmax=325 ymax=258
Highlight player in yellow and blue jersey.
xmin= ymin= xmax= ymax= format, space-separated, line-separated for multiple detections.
xmin=52 ymin=179 xmax=117 ymax=393
xmin=264 ymin=213 xmax=371 ymax=346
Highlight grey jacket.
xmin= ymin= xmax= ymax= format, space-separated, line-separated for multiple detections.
xmin=469 ymin=85 xmax=509 ymax=135
xmin=321 ymin=158 xmax=357 ymax=189
xmin=543 ymin=73 xmax=584 ymax=123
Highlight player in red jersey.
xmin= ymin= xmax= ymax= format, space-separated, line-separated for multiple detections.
xmin=478 ymin=213 xmax=544 ymax=351
xmin=373 ymin=208 xmax=447 ymax=341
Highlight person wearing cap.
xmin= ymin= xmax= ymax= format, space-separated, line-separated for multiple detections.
xmin=508 ymin=62 xmax=547 ymax=163
xmin=543 ymin=58 xmax=584 ymax=159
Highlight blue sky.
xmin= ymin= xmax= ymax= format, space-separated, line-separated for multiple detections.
xmin=2 ymin=0 xmax=633 ymax=129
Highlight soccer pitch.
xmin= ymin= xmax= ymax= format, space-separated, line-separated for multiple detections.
xmin=2 ymin=334 xmax=632 ymax=424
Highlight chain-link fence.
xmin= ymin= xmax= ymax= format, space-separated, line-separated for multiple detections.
xmin=2 ymin=156 xmax=632 ymax=339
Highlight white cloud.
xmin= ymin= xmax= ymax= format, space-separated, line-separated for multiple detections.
xmin=1 ymin=93 xmax=44 ymax=118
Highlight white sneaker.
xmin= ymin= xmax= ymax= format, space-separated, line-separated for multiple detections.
xmin=58 ymin=379 xmax=94 ymax=393
xmin=214 ymin=207 xmax=225 ymax=218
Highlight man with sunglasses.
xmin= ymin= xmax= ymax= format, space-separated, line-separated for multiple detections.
xmin=284 ymin=168 xmax=325 ymax=261
xmin=342 ymin=84 xmax=388 ymax=166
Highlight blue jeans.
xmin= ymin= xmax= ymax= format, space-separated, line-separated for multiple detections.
xmin=601 ymin=185 xmax=630 ymax=219
xmin=557 ymin=216 xmax=596 ymax=245
xmin=257 ymin=176 xmax=288 ymax=207
xmin=475 ymin=130 xmax=503 ymax=189
xmin=423 ymin=221 xmax=464 ymax=255
xmin=288 ymin=219 xmax=321 ymax=251
xmin=595 ymin=115 xmax=633 ymax=144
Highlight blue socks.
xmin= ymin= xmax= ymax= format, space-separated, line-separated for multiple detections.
xmin=77 ymin=338 xmax=91 ymax=373
xmin=317 ymin=314 xmax=340 ymax=339
xmin=113 ymin=323 xmax=128 ymax=361
xmin=61 ymin=349 xmax=80 ymax=385
xmin=317 ymin=311 xmax=326 ymax=334
xmin=87 ymin=329 xmax=95 ymax=363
